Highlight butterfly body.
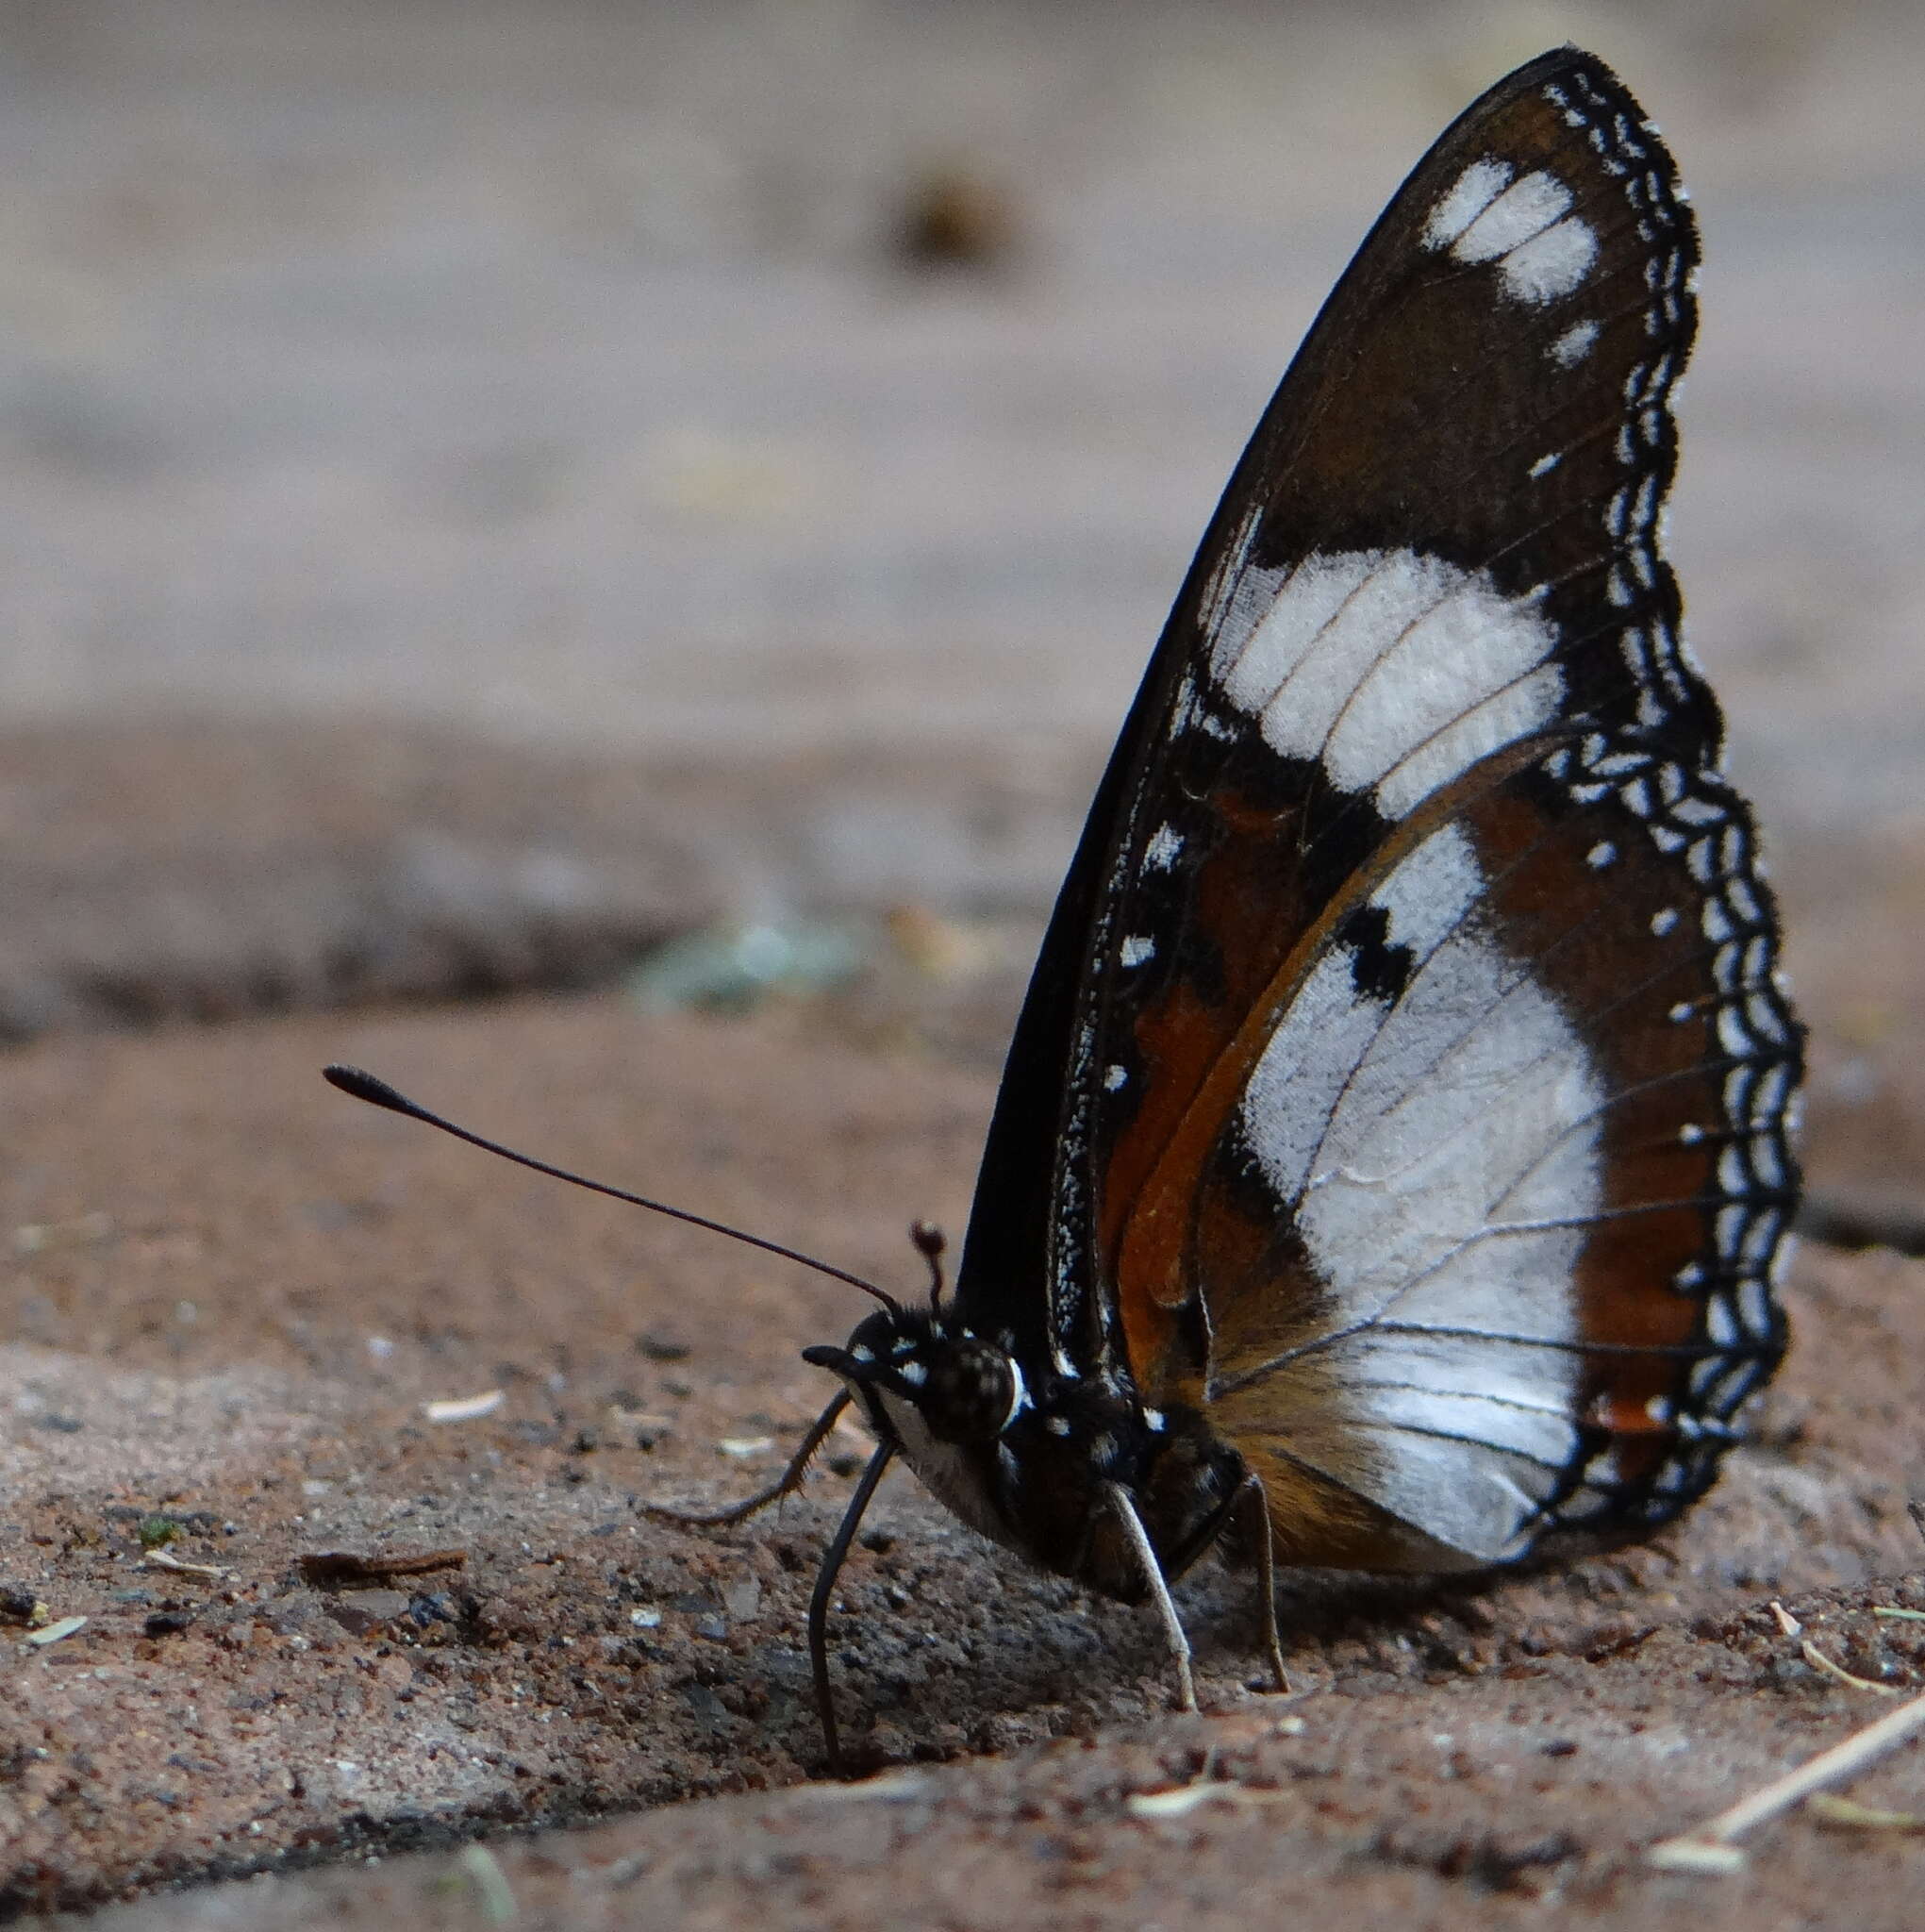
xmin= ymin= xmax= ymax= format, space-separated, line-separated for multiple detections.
xmin=806 ymin=1310 xmax=1249 ymax=1607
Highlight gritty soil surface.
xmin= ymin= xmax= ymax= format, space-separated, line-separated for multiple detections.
xmin=1 ymin=964 xmax=1923 ymax=1926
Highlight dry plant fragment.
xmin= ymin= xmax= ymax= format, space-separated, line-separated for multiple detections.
xmin=1801 ymin=1639 xmax=1902 ymax=1697
xmin=1648 ymin=1589 xmax=1925 ymax=1869
xmin=1647 ymin=1840 xmax=1748 ymax=1874
xmin=1647 ymin=1687 xmax=1925 ymax=1870
xmin=455 ymin=1844 xmax=516 ymax=1926
xmin=142 ymin=1550 xmax=228 ymax=1580
xmin=12 ymin=1210 xmax=113 ymax=1254
xmin=25 ymin=1615 xmax=87 ymax=1646
xmin=1126 ymin=1782 xmax=1249 ymax=1819
xmin=298 ymin=1548 xmax=466 ymax=1586
xmin=796 ymin=1771 xmax=934 ymax=1804
xmin=423 ymin=1390 xmax=503 ymax=1423
xmin=1807 ymin=1794 xmax=1925 ymax=1831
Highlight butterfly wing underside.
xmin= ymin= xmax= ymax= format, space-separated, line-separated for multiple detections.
xmin=956 ymin=48 xmax=1800 ymax=1569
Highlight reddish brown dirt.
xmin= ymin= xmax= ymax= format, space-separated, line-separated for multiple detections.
xmin=3 ymin=972 xmax=1924 ymax=1925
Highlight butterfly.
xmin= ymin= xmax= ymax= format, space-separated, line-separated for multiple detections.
xmin=328 ymin=44 xmax=1801 ymax=1768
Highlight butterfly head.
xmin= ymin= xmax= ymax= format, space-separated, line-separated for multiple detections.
xmin=804 ymin=1307 xmax=1026 ymax=1448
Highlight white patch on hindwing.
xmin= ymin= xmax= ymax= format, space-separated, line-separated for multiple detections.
xmin=1226 ymin=819 xmax=1605 ymax=1561
xmin=1206 ymin=548 xmax=1566 ymax=821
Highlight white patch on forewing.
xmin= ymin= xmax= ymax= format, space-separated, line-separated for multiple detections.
xmin=1422 ymin=158 xmax=1514 ymax=250
xmin=1369 ymin=662 xmax=1566 ymax=823
xmin=1455 ymin=168 xmax=1572 ymax=258
xmin=1198 ymin=504 xmax=1290 ymax=696
xmin=1370 ymin=821 xmax=1486 ymax=955
xmin=1207 ymin=548 xmax=1565 ymax=821
xmin=1497 ymin=215 xmax=1598 ymax=304
xmin=1211 ymin=552 xmax=1374 ymax=709
xmin=1550 ymin=319 xmax=1601 ymax=367
xmin=1142 ymin=824 xmax=1185 ymax=872
xmin=1229 ymin=819 xmax=1603 ymax=1562
xmin=1425 ymin=162 xmax=1597 ymax=306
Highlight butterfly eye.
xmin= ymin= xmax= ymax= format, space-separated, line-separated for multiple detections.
xmin=921 ymin=1341 xmax=1020 ymax=1443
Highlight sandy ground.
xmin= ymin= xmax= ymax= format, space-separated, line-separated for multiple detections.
xmin=1 ymin=988 xmax=1923 ymax=1924
xmin=5 ymin=2 xmax=1925 ymax=1925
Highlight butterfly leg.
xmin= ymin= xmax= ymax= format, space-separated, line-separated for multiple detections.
xmin=641 ymin=1389 xmax=852 ymax=1526
xmin=1103 ymin=1481 xmax=1197 ymax=1712
xmin=808 ymin=1441 xmax=896 ymax=1772
xmin=1232 ymin=1474 xmax=1290 ymax=1694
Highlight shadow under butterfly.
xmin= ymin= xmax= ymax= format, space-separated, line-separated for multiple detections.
xmin=327 ymin=44 xmax=1801 ymax=1769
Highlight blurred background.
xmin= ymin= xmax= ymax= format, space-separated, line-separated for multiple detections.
xmin=1 ymin=0 xmax=1921 ymax=1212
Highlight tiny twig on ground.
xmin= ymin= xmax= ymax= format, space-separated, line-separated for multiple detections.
xmin=142 ymin=1551 xmax=228 ymax=1580
xmin=1648 ymin=1688 xmax=1925 ymax=1869
xmin=297 ymin=1548 xmax=467 ymax=1586
xmin=1801 ymin=1640 xmax=1903 ymax=1698
xmin=1807 ymin=1794 xmax=1925 ymax=1832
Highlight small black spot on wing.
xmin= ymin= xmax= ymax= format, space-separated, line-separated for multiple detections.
xmin=1335 ymin=902 xmax=1415 ymax=1004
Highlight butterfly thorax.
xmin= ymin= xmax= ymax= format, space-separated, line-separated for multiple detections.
xmin=804 ymin=1307 xmax=1248 ymax=1601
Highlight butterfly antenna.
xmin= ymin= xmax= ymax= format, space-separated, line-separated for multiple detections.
xmin=910 ymin=1220 xmax=948 ymax=1308
xmin=322 ymin=1063 xmax=903 ymax=1314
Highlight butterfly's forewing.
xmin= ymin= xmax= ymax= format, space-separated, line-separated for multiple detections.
xmin=956 ymin=48 xmax=1799 ymax=1567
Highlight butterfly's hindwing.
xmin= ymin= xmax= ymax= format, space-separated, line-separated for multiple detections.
xmin=956 ymin=48 xmax=1799 ymax=1571
xmin=1190 ymin=743 xmax=1792 ymax=1563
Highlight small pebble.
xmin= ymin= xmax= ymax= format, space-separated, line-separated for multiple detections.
xmin=324 ymin=1591 xmax=410 ymax=1635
